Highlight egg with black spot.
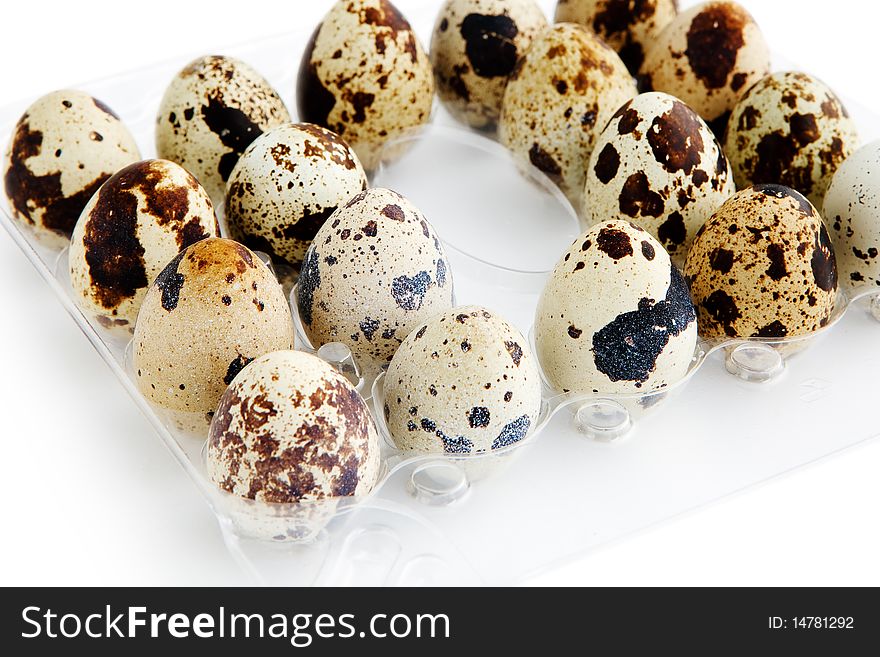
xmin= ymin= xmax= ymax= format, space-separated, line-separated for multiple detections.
xmin=3 ymin=90 xmax=140 ymax=248
xmin=384 ymin=306 xmax=542 ymax=454
xmin=297 ymin=0 xmax=434 ymax=171
xmin=296 ymin=188 xmax=453 ymax=366
xmin=639 ymin=1 xmax=770 ymax=132
xmin=823 ymin=141 xmax=880 ymax=292
xmin=499 ymin=23 xmax=636 ymax=210
xmin=155 ymin=55 xmax=291 ymax=205
xmin=225 ymin=123 xmax=367 ymax=273
xmin=724 ymin=71 xmax=858 ymax=207
xmin=430 ymin=0 xmax=548 ymax=130
xmin=207 ymin=350 xmax=380 ymax=504
xmin=555 ymin=0 xmax=678 ymax=75
xmin=535 ymin=219 xmax=697 ymax=394
xmin=69 ymin=159 xmax=218 ymax=332
xmin=133 ymin=238 xmax=294 ymax=432
xmin=684 ymin=185 xmax=838 ymax=340
xmin=584 ymin=92 xmax=736 ymax=260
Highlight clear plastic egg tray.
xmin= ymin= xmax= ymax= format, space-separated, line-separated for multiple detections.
xmin=2 ymin=14 xmax=879 ymax=585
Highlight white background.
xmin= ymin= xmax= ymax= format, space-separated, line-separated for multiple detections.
xmin=0 ymin=0 xmax=878 ymax=586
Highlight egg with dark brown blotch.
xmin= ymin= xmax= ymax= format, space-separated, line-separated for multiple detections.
xmin=207 ymin=350 xmax=380 ymax=504
xmin=133 ymin=238 xmax=294 ymax=432
xmin=69 ymin=159 xmax=218 ymax=332
xmin=225 ymin=123 xmax=367 ymax=273
xmin=639 ymin=1 xmax=770 ymax=131
xmin=384 ymin=306 xmax=542 ymax=454
xmin=156 ymin=55 xmax=291 ymax=205
xmin=3 ymin=90 xmax=140 ymax=248
xmin=724 ymin=71 xmax=859 ymax=207
xmin=535 ymin=219 xmax=697 ymax=395
xmin=430 ymin=0 xmax=548 ymax=130
xmin=297 ymin=0 xmax=434 ymax=171
xmin=555 ymin=0 xmax=678 ymax=75
xmin=684 ymin=185 xmax=838 ymax=341
xmin=499 ymin=23 xmax=636 ymax=211
xmin=296 ymin=188 xmax=454 ymax=366
xmin=584 ymin=92 xmax=736 ymax=260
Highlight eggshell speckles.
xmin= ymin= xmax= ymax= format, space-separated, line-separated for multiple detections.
xmin=3 ymin=90 xmax=140 ymax=248
xmin=297 ymin=0 xmax=434 ymax=170
xmin=499 ymin=23 xmax=636 ymax=210
xmin=133 ymin=238 xmax=294 ymax=428
xmin=207 ymin=350 xmax=380 ymax=504
xmin=823 ymin=141 xmax=880 ymax=291
xmin=724 ymin=71 xmax=859 ymax=207
xmin=536 ymin=219 xmax=697 ymax=394
xmin=384 ymin=306 xmax=542 ymax=454
xmin=69 ymin=159 xmax=218 ymax=331
xmin=430 ymin=0 xmax=548 ymax=130
xmin=639 ymin=1 xmax=770 ymax=129
xmin=555 ymin=0 xmax=678 ymax=74
xmin=156 ymin=56 xmax=291 ymax=204
xmin=684 ymin=185 xmax=838 ymax=340
xmin=584 ymin=92 xmax=735 ymax=260
xmin=225 ymin=123 xmax=367 ymax=271
xmin=296 ymin=188 xmax=454 ymax=366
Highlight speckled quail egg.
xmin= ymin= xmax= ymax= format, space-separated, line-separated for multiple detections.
xmin=499 ymin=23 xmax=636 ymax=210
xmin=555 ymin=0 xmax=678 ymax=75
xmin=724 ymin=71 xmax=859 ymax=208
xmin=69 ymin=159 xmax=218 ymax=332
xmin=207 ymin=350 xmax=380 ymax=503
xmin=3 ymin=90 xmax=140 ymax=248
xmin=430 ymin=0 xmax=548 ymax=130
xmin=296 ymin=188 xmax=454 ymax=366
xmin=823 ymin=140 xmax=880 ymax=292
xmin=639 ymin=1 xmax=770 ymax=133
xmin=297 ymin=0 xmax=434 ymax=171
xmin=225 ymin=123 xmax=367 ymax=273
xmin=535 ymin=219 xmax=697 ymax=394
xmin=133 ymin=238 xmax=294 ymax=431
xmin=156 ymin=55 xmax=291 ymax=205
xmin=584 ymin=92 xmax=736 ymax=260
xmin=684 ymin=184 xmax=838 ymax=340
xmin=384 ymin=306 xmax=542 ymax=454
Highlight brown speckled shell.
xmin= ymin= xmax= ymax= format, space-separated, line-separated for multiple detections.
xmin=639 ymin=1 xmax=769 ymax=125
xmin=297 ymin=0 xmax=434 ymax=170
xmin=3 ymin=90 xmax=140 ymax=248
xmin=296 ymin=188 xmax=454 ymax=366
xmin=133 ymin=238 xmax=294 ymax=428
xmin=430 ymin=0 xmax=548 ymax=130
xmin=555 ymin=0 xmax=678 ymax=75
xmin=499 ymin=23 xmax=637 ymax=211
xmin=225 ymin=123 xmax=367 ymax=271
xmin=684 ymin=185 xmax=838 ymax=341
xmin=69 ymin=159 xmax=218 ymax=331
xmin=207 ymin=350 xmax=380 ymax=504
xmin=724 ymin=71 xmax=859 ymax=207
xmin=155 ymin=56 xmax=291 ymax=205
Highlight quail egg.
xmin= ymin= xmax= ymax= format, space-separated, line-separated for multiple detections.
xmin=684 ymin=185 xmax=838 ymax=340
xmin=383 ymin=305 xmax=542 ymax=454
xmin=430 ymin=0 xmax=548 ymax=130
xmin=225 ymin=123 xmax=367 ymax=273
xmin=499 ymin=23 xmax=637 ymax=210
xmin=155 ymin=55 xmax=291 ymax=204
xmin=297 ymin=0 xmax=434 ymax=170
xmin=3 ymin=90 xmax=140 ymax=248
xmin=724 ymin=71 xmax=859 ymax=207
xmin=535 ymin=219 xmax=697 ymax=394
xmin=584 ymin=92 xmax=736 ymax=260
xmin=296 ymin=188 xmax=454 ymax=366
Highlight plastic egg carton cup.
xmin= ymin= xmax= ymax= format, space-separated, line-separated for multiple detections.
xmin=2 ymin=12 xmax=880 ymax=584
